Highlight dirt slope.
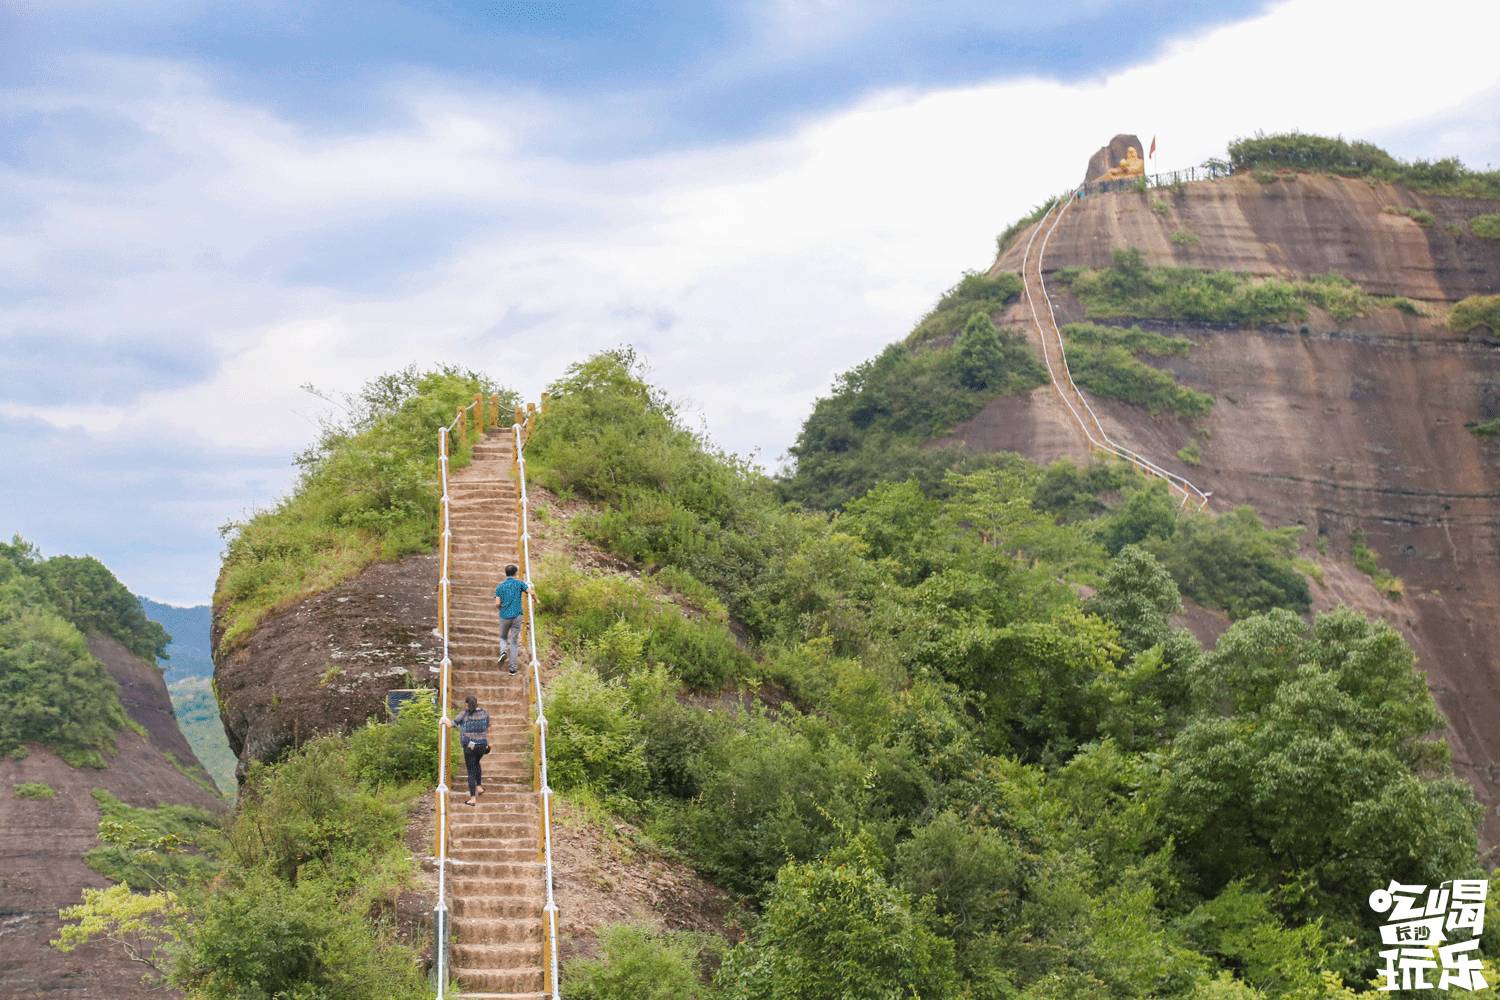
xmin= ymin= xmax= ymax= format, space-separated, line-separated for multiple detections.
xmin=977 ymin=172 xmax=1500 ymax=854
xmin=0 ymin=636 xmax=223 ymax=1000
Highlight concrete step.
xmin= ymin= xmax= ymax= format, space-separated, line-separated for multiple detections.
xmin=453 ymin=821 xmax=538 ymax=841
xmin=452 ymin=942 xmax=544 ymax=969
xmin=449 ymin=879 xmax=544 ymax=900
xmin=454 ymin=968 xmax=544 ymax=994
xmin=452 ymin=847 xmax=540 ymax=864
xmin=447 ymin=860 xmax=543 ymax=880
xmin=449 ymin=858 xmax=543 ymax=878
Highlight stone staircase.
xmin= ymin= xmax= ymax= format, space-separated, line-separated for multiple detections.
xmin=444 ymin=430 xmax=546 ymax=999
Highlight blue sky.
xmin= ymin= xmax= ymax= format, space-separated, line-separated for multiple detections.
xmin=3 ymin=0 xmax=1499 ymax=604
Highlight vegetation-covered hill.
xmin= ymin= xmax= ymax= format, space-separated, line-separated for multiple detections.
xmin=139 ymin=597 xmax=213 ymax=682
xmin=524 ymin=352 xmax=1492 ymax=999
xmin=214 ymin=366 xmax=510 ymax=652
xmin=1 ymin=540 xmax=226 ymax=998
xmin=1225 ymin=132 xmax=1500 ymax=198
xmin=1 ymin=538 xmax=153 ymax=767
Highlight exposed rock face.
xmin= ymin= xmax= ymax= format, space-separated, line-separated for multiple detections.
xmin=1085 ymin=133 xmax=1145 ymax=183
xmin=0 ymin=635 xmax=222 ymax=999
xmin=212 ymin=554 xmax=442 ymax=776
xmin=983 ymin=172 xmax=1500 ymax=855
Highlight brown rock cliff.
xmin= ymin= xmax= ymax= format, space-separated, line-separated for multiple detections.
xmin=975 ymin=171 xmax=1500 ymax=853
xmin=0 ymin=635 xmax=223 ymax=1000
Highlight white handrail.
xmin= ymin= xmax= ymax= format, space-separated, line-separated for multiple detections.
xmin=432 ymin=394 xmax=491 ymax=1000
xmin=434 ymin=425 xmax=454 ymax=998
xmin=1019 ymin=190 xmax=1211 ymax=511
xmin=513 ymin=414 xmax=562 ymax=1000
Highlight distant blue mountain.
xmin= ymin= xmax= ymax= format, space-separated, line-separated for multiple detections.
xmin=138 ymin=596 xmax=214 ymax=682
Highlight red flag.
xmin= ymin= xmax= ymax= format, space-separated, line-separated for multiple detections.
xmin=1149 ymin=136 xmax=1157 ymax=158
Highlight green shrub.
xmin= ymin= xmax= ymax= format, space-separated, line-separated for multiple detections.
xmin=1350 ymin=531 xmax=1404 ymax=599
xmin=228 ymin=737 xmax=410 ymax=887
xmin=1228 ymin=132 xmax=1500 ymax=198
xmin=541 ymin=561 xmax=752 ymax=690
xmin=1177 ymin=883 xmax=1328 ymax=997
xmin=1450 ymin=294 xmax=1500 ymax=333
xmin=953 ymin=312 xmax=1034 ymax=390
xmin=1096 ymin=480 xmax=1179 ymax=555
xmin=909 ymin=272 xmax=1025 ymax=345
xmin=1065 ymin=340 xmax=1214 ymax=417
xmin=1384 ymin=205 xmax=1435 ymax=226
xmin=685 ymin=712 xmax=865 ymax=894
xmin=1062 ymin=322 xmax=1212 ymax=418
xmin=1146 ymin=507 xmax=1310 ymax=618
xmin=14 ymin=781 xmax=55 ymax=800
xmin=784 ymin=308 xmax=1045 ymax=508
xmin=1170 ymin=227 xmax=1200 ymax=246
xmin=564 ymin=923 xmax=718 ymax=1000
xmin=1177 ymin=443 xmax=1202 ymax=466
xmin=347 ymin=693 xmax=442 ymax=788
xmin=996 ymin=200 xmax=1056 ymax=256
xmin=1066 ymin=250 xmax=1386 ymax=326
xmin=716 ymin=852 xmax=960 ymax=999
xmin=174 ymin=867 xmax=429 ymax=1000
xmin=216 ymin=367 xmax=511 ymax=652
xmin=1468 ymin=417 xmax=1500 ymax=437
xmin=546 ymin=666 xmax=650 ymax=801
xmin=1470 ymin=214 xmax=1500 ymax=239
xmin=1168 ymin=610 xmax=1479 ymax=939
xmin=1033 ymin=460 xmax=1126 ymax=522
xmin=894 ymin=812 xmax=1023 ymax=948
xmin=57 ymin=718 xmax=430 ymax=997
xmin=1061 ymin=321 xmax=1192 ymax=357
xmin=84 ymin=789 xmax=221 ymax=890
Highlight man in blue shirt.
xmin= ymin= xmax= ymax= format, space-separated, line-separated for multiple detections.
xmin=494 ymin=564 xmax=530 ymax=674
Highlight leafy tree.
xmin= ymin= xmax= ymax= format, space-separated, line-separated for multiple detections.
xmin=1097 ymin=481 xmax=1179 ymax=555
xmin=895 ymin=811 xmax=1024 ymax=949
xmin=1087 ymin=545 xmax=1182 ymax=656
xmin=1147 ymin=507 xmax=1310 ymax=618
xmin=37 ymin=555 xmax=169 ymax=661
xmin=0 ymin=548 xmax=132 ymax=766
xmin=1166 ymin=610 xmax=1480 ymax=944
xmin=717 ymin=852 xmax=960 ymax=1000
xmin=1033 ymin=460 xmax=1125 ymax=522
xmin=952 ymin=311 xmax=1035 ymax=391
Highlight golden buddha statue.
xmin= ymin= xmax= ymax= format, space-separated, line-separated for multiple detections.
xmin=1104 ymin=146 xmax=1145 ymax=179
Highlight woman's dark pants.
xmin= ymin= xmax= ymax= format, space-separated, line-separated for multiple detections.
xmin=462 ymin=741 xmax=489 ymax=796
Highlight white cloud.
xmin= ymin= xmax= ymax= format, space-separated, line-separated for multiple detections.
xmin=4 ymin=0 xmax=1499 ymax=599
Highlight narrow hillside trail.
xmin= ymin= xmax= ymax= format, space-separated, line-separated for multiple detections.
xmin=1019 ymin=197 xmax=1106 ymax=451
xmin=444 ymin=430 xmax=547 ymax=999
xmin=1019 ymin=193 xmax=1211 ymax=510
